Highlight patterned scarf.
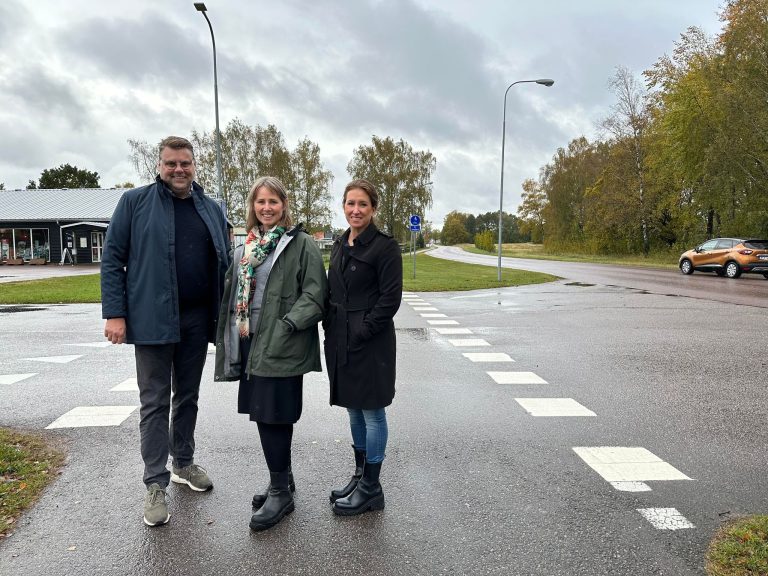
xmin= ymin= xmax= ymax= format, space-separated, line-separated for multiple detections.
xmin=235 ymin=226 xmax=286 ymax=337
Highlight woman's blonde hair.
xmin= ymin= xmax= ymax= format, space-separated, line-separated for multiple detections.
xmin=246 ymin=176 xmax=293 ymax=230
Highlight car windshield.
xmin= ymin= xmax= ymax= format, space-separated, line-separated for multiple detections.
xmin=744 ymin=240 xmax=768 ymax=249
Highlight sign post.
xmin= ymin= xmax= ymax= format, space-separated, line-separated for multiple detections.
xmin=409 ymin=215 xmax=421 ymax=280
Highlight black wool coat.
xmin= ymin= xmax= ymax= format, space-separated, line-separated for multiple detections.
xmin=324 ymin=223 xmax=403 ymax=409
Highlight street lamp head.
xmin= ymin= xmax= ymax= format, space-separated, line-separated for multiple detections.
xmin=194 ymin=3 xmax=207 ymax=12
xmin=536 ymin=78 xmax=555 ymax=87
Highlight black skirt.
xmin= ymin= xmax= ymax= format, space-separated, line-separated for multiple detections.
xmin=238 ymin=336 xmax=303 ymax=424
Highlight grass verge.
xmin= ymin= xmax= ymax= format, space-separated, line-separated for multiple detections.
xmin=403 ymin=252 xmax=557 ymax=291
xmin=0 ymin=274 xmax=101 ymax=304
xmin=0 ymin=254 xmax=557 ymax=304
xmin=0 ymin=428 xmax=66 ymax=538
xmin=706 ymin=516 xmax=768 ymax=575
xmin=460 ymin=243 xmax=679 ymax=269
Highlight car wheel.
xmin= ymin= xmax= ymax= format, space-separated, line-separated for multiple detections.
xmin=725 ymin=261 xmax=742 ymax=278
xmin=679 ymin=259 xmax=694 ymax=275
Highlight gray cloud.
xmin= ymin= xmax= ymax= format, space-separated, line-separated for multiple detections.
xmin=59 ymin=13 xmax=211 ymax=86
xmin=5 ymin=66 xmax=89 ymax=130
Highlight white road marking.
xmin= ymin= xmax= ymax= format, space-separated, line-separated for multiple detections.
xmin=611 ymin=481 xmax=652 ymax=492
xmin=637 ymin=508 xmax=695 ymax=530
xmin=402 ymin=292 xmax=416 ymax=296
xmin=487 ymin=371 xmax=548 ymax=384
xmin=406 ymin=301 xmax=429 ymax=305
xmin=0 ymin=373 xmax=37 ymax=385
xmin=433 ymin=328 xmax=473 ymax=335
xmin=572 ymin=447 xmax=692 ymax=483
xmin=70 ymin=342 xmax=113 ymax=348
xmin=110 ymin=378 xmax=138 ymax=392
xmin=515 ymin=398 xmax=595 ymax=417
xmin=420 ymin=313 xmax=447 ymax=318
xmin=449 ymin=339 xmax=490 ymax=347
xmin=463 ymin=352 xmax=513 ymax=362
xmin=413 ymin=307 xmax=438 ymax=311
xmin=23 ymin=355 xmax=83 ymax=364
xmin=427 ymin=320 xmax=459 ymax=325
xmin=46 ymin=406 xmax=138 ymax=429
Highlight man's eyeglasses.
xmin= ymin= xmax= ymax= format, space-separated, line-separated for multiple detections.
xmin=162 ymin=161 xmax=193 ymax=170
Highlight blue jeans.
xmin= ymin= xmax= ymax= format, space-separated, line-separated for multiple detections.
xmin=347 ymin=408 xmax=388 ymax=464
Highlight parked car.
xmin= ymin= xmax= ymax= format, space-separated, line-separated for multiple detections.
xmin=679 ymin=238 xmax=768 ymax=278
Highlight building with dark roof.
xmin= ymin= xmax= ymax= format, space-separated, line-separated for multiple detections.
xmin=0 ymin=188 xmax=125 ymax=265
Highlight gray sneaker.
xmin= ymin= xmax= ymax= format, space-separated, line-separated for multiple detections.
xmin=170 ymin=463 xmax=213 ymax=492
xmin=144 ymin=483 xmax=170 ymax=526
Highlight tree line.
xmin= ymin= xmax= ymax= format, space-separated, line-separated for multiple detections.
xmin=440 ymin=210 xmax=528 ymax=246
xmin=515 ymin=0 xmax=768 ymax=255
xmin=129 ymin=120 xmax=436 ymax=235
xmin=4 ymin=122 xmax=436 ymax=240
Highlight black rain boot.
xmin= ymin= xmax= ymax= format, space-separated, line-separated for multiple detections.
xmin=249 ymin=469 xmax=295 ymax=531
xmin=332 ymin=461 xmax=384 ymax=516
xmin=329 ymin=446 xmax=366 ymax=503
xmin=252 ymin=470 xmax=295 ymax=508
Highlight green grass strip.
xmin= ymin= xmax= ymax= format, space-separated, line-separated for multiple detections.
xmin=706 ymin=516 xmax=768 ymax=576
xmin=403 ymin=252 xmax=557 ymax=291
xmin=0 ymin=428 xmax=66 ymax=538
xmin=461 ymin=243 xmax=679 ymax=269
xmin=0 ymin=274 xmax=102 ymax=304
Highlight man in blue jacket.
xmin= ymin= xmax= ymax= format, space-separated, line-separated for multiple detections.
xmin=101 ymin=136 xmax=230 ymax=526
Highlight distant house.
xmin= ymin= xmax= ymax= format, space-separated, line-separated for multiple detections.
xmin=0 ymin=188 xmax=125 ymax=265
xmin=313 ymin=230 xmax=334 ymax=250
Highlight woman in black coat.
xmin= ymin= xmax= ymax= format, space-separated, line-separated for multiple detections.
xmin=324 ymin=178 xmax=402 ymax=516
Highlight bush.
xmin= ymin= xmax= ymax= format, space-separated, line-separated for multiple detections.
xmin=474 ymin=230 xmax=496 ymax=252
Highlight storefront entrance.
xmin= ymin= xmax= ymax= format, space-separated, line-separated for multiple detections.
xmin=90 ymin=231 xmax=104 ymax=262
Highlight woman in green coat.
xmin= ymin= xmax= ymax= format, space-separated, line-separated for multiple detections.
xmin=215 ymin=176 xmax=327 ymax=531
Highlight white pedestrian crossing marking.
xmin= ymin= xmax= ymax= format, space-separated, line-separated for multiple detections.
xmin=463 ymin=352 xmax=513 ymax=362
xmin=0 ymin=373 xmax=37 ymax=385
xmin=611 ymin=481 xmax=652 ymax=492
xmin=572 ymin=447 xmax=692 ymax=483
xmin=433 ymin=328 xmax=473 ymax=335
xmin=487 ymin=371 xmax=547 ymax=384
xmin=70 ymin=342 xmax=112 ymax=348
xmin=110 ymin=378 xmax=138 ymax=392
xmin=413 ymin=307 xmax=438 ymax=311
xmin=46 ymin=406 xmax=138 ymax=429
xmin=427 ymin=320 xmax=459 ymax=325
xmin=405 ymin=300 xmax=427 ymax=304
xmin=637 ymin=508 xmax=695 ymax=530
xmin=419 ymin=313 xmax=447 ymax=318
xmin=449 ymin=339 xmax=490 ymax=347
xmin=24 ymin=355 xmax=83 ymax=364
xmin=515 ymin=398 xmax=595 ymax=417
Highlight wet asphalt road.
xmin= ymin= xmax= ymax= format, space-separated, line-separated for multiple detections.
xmin=1 ymin=255 xmax=767 ymax=575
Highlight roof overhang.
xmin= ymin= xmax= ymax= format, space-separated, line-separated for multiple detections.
xmin=60 ymin=221 xmax=109 ymax=229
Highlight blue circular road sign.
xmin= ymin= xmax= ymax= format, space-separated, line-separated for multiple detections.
xmin=410 ymin=214 xmax=421 ymax=226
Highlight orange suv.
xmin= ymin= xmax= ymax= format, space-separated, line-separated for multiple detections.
xmin=679 ymin=238 xmax=768 ymax=279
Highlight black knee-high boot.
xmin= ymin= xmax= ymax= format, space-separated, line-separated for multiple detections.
xmin=329 ymin=446 xmax=365 ymax=503
xmin=332 ymin=461 xmax=384 ymax=516
xmin=249 ymin=469 xmax=295 ymax=531
xmin=252 ymin=469 xmax=296 ymax=508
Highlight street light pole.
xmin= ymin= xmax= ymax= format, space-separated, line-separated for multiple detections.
xmin=194 ymin=3 xmax=223 ymax=208
xmin=497 ymin=78 xmax=554 ymax=281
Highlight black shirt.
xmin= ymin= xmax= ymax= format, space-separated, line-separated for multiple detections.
xmin=173 ymin=196 xmax=214 ymax=309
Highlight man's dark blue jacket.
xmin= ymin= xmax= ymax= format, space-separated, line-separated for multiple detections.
xmin=101 ymin=177 xmax=231 ymax=344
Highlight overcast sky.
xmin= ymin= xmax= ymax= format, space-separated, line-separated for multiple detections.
xmin=0 ymin=0 xmax=724 ymax=229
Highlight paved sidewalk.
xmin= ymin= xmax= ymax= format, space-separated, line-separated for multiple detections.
xmin=0 ymin=263 xmax=101 ymax=283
